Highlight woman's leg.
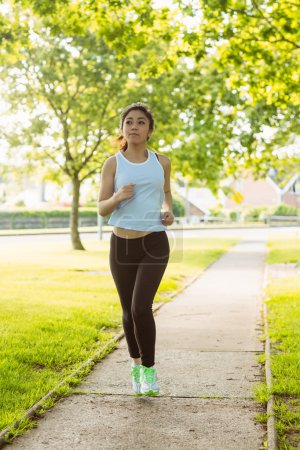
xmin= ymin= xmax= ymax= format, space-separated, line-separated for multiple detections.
xmin=109 ymin=233 xmax=142 ymax=359
xmin=131 ymin=231 xmax=170 ymax=368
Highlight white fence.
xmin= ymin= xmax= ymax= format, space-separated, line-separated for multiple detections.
xmin=0 ymin=217 xmax=98 ymax=230
xmin=0 ymin=214 xmax=299 ymax=230
xmin=266 ymin=215 xmax=300 ymax=225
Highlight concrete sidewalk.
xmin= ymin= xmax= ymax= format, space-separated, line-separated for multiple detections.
xmin=9 ymin=238 xmax=267 ymax=449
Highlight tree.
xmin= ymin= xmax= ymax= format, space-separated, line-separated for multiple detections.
xmin=179 ymin=0 xmax=300 ymax=175
xmin=1 ymin=1 xmax=180 ymax=249
xmin=4 ymin=0 xmax=298 ymax=242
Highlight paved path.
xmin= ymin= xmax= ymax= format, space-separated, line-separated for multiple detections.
xmin=9 ymin=238 xmax=267 ymax=449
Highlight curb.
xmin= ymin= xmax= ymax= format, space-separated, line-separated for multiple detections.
xmin=262 ymin=264 xmax=277 ymax=450
xmin=0 ymin=255 xmax=217 ymax=448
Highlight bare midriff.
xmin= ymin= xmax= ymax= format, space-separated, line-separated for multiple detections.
xmin=113 ymin=226 xmax=152 ymax=239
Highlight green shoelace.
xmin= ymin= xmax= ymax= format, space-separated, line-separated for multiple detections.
xmin=131 ymin=365 xmax=141 ymax=382
xmin=143 ymin=367 xmax=156 ymax=384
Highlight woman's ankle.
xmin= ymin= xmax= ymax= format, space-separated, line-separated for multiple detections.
xmin=132 ymin=357 xmax=141 ymax=365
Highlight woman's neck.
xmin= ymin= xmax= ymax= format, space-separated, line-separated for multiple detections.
xmin=122 ymin=146 xmax=148 ymax=162
xmin=125 ymin=145 xmax=148 ymax=162
xmin=125 ymin=143 xmax=147 ymax=154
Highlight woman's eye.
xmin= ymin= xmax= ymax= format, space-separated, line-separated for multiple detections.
xmin=125 ymin=121 xmax=145 ymax=125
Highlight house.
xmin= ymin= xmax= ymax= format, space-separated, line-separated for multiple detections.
xmin=173 ymin=170 xmax=299 ymax=222
xmin=172 ymin=182 xmax=225 ymax=221
xmin=277 ymin=173 xmax=300 ymax=209
xmin=224 ymin=171 xmax=300 ymax=209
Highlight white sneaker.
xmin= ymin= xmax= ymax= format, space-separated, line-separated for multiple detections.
xmin=130 ymin=364 xmax=141 ymax=394
xmin=140 ymin=365 xmax=159 ymax=395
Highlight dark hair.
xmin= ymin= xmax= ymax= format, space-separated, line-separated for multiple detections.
xmin=116 ymin=102 xmax=154 ymax=152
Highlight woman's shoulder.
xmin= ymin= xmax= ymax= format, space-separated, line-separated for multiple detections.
xmin=154 ymin=152 xmax=171 ymax=168
xmin=106 ymin=154 xmax=118 ymax=163
xmin=102 ymin=154 xmax=117 ymax=175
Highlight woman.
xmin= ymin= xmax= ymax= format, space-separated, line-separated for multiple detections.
xmin=98 ymin=102 xmax=174 ymax=396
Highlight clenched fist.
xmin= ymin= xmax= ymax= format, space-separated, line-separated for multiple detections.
xmin=115 ymin=183 xmax=136 ymax=202
xmin=161 ymin=210 xmax=174 ymax=226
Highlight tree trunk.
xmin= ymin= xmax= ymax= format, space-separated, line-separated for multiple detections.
xmin=71 ymin=176 xmax=85 ymax=250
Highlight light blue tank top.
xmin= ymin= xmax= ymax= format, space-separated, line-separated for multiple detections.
xmin=108 ymin=149 xmax=167 ymax=232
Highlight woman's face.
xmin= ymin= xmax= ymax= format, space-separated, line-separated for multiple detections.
xmin=122 ymin=109 xmax=152 ymax=145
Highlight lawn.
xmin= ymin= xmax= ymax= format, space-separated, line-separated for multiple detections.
xmin=264 ymin=232 xmax=300 ymax=449
xmin=266 ymin=234 xmax=300 ymax=264
xmin=0 ymin=234 xmax=239 ymax=438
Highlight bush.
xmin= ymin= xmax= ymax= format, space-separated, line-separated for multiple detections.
xmin=15 ymin=200 xmax=26 ymax=207
xmin=273 ymin=203 xmax=299 ymax=216
xmin=229 ymin=211 xmax=239 ymax=222
xmin=172 ymin=196 xmax=185 ymax=217
xmin=208 ymin=206 xmax=226 ymax=218
xmin=244 ymin=207 xmax=268 ymax=222
xmin=0 ymin=209 xmax=97 ymax=219
xmin=0 ymin=209 xmax=100 ymax=229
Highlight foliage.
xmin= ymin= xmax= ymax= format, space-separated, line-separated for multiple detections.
xmin=1 ymin=1 xmax=182 ymax=248
xmin=244 ymin=207 xmax=269 ymax=222
xmin=273 ymin=203 xmax=299 ymax=216
xmin=1 ymin=0 xmax=299 ymax=243
xmin=229 ymin=211 xmax=238 ymax=222
xmin=172 ymin=195 xmax=185 ymax=217
xmin=0 ymin=209 xmax=97 ymax=219
xmin=208 ymin=206 xmax=227 ymax=218
xmin=181 ymin=0 xmax=300 ymax=175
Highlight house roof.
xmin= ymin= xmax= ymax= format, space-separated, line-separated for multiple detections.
xmin=280 ymin=173 xmax=299 ymax=195
xmin=224 ymin=169 xmax=299 ymax=194
xmin=268 ymin=170 xmax=299 ymax=191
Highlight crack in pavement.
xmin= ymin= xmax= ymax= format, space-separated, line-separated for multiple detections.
xmin=70 ymin=391 xmax=257 ymax=400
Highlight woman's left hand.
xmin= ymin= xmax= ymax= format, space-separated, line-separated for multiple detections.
xmin=161 ymin=211 xmax=174 ymax=226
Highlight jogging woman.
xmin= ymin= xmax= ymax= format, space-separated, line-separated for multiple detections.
xmin=98 ymin=102 xmax=174 ymax=395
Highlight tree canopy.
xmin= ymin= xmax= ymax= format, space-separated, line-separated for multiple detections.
xmin=1 ymin=0 xmax=299 ymax=247
xmin=182 ymin=0 xmax=300 ymax=176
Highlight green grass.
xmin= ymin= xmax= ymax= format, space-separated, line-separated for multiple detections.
xmin=266 ymin=234 xmax=300 ymax=264
xmin=262 ymin=232 xmax=300 ymax=449
xmin=0 ymin=235 xmax=239 ymax=438
xmin=265 ymin=278 xmax=300 ymax=449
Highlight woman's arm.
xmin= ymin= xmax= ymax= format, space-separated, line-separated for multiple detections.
xmin=161 ymin=156 xmax=174 ymax=225
xmin=163 ymin=191 xmax=173 ymax=214
xmin=98 ymin=157 xmax=136 ymax=216
xmin=97 ymin=157 xmax=120 ymax=217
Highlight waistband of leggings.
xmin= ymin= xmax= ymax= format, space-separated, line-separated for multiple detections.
xmin=111 ymin=230 xmax=166 ymax=241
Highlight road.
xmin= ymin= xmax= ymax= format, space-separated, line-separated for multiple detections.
xmin=0 ymin=226 xmax=299 ymax=245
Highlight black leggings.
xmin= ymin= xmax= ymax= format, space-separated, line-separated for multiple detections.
xmin=109 ymin=231 xmax=170 ymax=367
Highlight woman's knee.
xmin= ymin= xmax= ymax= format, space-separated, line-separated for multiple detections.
xmin=122 ymin=308 xmax=133 ymax=322
xmin=131 ymin=303 xmax=152 ymax=321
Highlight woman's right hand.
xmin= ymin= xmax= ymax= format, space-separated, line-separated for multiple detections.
xmin=114 ymin=183 xmax=136 ymax=202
